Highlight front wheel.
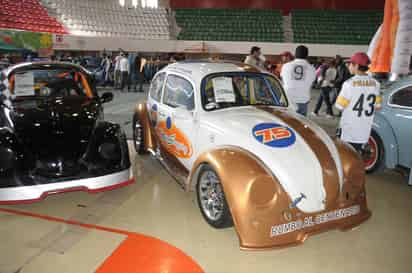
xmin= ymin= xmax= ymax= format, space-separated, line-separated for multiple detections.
xmin=133 ymin=115 xmax=146 ymax=155
xmin=364 ymin=131 xmax=383 ymax=173
xmin=196 ymin=165 xmax=233 ymax=229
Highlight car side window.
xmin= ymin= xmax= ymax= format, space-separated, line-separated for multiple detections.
xmin=149 ymin=73 xmax=165 ymax=102
xmin=391 ymin=86 xmax=412 ymax=108
xmin=163 ymin=74 xmax=194 ymax=111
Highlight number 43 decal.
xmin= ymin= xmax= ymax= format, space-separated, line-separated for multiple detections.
xmin=352 ymin=94 xmax=376 ymax=117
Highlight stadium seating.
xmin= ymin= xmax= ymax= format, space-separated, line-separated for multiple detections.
xmin=292 ymin=10 xmax=382 ymax=45
xmin=175 ymin=9 xmax=284 ymax=42
xmin=40 ymin=0 xmax=171 ymax=39
xmin=0 ymin=0 xmax=66 ymax=34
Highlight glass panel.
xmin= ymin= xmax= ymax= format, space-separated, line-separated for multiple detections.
xmin=10 ymin=69 xmax=94 ymax=100
xmin=163 ymin=75 xmax=194 ymax=110
xmin=201 ymin=72 xmax=287 ymax=111
xmin=391 ymin=86 xmax=412 ymax=108
xmin=149 ymin=73 xmax=165 ymax=102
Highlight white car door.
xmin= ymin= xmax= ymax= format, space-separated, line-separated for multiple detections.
xmin=156 ymin=73 xmax=198 ymax=170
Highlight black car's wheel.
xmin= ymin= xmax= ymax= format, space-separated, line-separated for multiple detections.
xmin=196 ymin=165 xmax=233 ymax=228
xmin=133 ymin=115 xmax=146 ymax=155
xmin=364 ymin=131 xmax=384 ymax=173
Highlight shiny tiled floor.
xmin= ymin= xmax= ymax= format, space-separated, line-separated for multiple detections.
xmin=1 ymin=89 xmax=411 ymax=273
xmin=1 ymin=143 xmax=411 ymax=273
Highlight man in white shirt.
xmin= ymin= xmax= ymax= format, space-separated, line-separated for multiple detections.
xmin=335 ymin=52 xmax=381 ymax=152
xmin=281 ymin=45 xmax=316 ymax=116
xmin=119 ymin=53 xmax=129 ymax=92
xmin=244 ymin=46 xmax=265 ymax=69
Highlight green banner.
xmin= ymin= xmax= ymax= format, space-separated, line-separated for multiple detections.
xmin=0 ymin=30 xmax=52 ymax=52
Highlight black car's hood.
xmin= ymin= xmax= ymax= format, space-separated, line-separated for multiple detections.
xmin=11 ymin=96 xmax=100 ymax=159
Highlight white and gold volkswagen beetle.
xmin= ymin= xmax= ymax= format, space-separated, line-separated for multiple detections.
xmin=132 ymin=60 xmax=371 ymax=250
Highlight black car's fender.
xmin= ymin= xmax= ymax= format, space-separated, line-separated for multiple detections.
xmin=0 ymin=128 xmax=21 ymax=175
xmin=83 ymin=121 xmax=130 ymax=173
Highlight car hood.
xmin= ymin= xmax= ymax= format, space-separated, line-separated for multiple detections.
xmin=199 ymin=106 xmax=343 ymax=213
xmin=10 ymin=96 xmax=100 ymax=159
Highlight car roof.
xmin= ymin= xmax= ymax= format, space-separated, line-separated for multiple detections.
xmin=3 ymin=61 xmax=89 ymax=77
xmin=162 ymin=60 xmax=269 ymax=82
xmin=381 ymin=75 xmax=412 ymax=93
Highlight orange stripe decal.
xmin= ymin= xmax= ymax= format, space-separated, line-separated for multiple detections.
xmin=0 ymin=208 xmax=204 ymax=273
xmin=95 ymin=235 xmax=204 ymax=273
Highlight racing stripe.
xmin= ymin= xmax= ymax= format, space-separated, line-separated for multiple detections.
xmin=256 ymin=107 xmax=340 ymax=209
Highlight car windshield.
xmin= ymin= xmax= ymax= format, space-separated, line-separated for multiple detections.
xmin=201 ymin=72 xmax=288 ymax=111
xmin=7 ymin=68 xmax=95 ymax=100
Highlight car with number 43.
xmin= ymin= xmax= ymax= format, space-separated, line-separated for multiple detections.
xmin=132 ymin=60 xmax=371 ymax=250
xmin=0 ymin=62 xmax=133 ymax=204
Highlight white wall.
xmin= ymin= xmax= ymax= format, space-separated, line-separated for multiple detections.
xmin=52 ymin=35 xmax=368 ymax=57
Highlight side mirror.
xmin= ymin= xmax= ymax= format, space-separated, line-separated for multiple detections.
xmin=101 ymin=92 xmax=113 ymax=103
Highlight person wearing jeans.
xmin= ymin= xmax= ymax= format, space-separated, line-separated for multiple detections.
xmin=312 ymin=60 xmax=337 ymax=118
xmin=296 ymin=103 xmax=309 ymax=116
xmin=280 ymin=45 xmax=316 ymax=116
xmin=119 ymin=53 xmax=129 ymax=92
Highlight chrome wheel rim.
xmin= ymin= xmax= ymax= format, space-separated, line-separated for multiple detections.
xmin=364 ymin=136 xmax=378 ymax=171
xmin=134 ymin=121 xmax=143 ymax=149
xmin=199 ymin=170 xmax=224 ymax=221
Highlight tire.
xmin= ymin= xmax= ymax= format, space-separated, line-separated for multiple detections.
xmin=364 ymin=131 xmax=384 ymax=174
xmin=133 ymin=114 xmax=146 ymax=155
xmin=196 ymin=165 xmax=233 ymax=229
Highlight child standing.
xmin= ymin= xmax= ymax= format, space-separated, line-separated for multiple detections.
xmin=334 ymin=52 xmax=381 ymax=152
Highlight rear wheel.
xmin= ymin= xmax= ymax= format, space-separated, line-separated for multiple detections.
xmin=133 ymin=115 xmax=146 ymax=155
xmin=196 ymin=165 xmax=233 ymax=228
xmin=364 ymin=131 xmax=383 ymax=173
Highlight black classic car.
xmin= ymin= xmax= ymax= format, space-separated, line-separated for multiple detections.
xmin=0 ymin=62 xmax=132 ymax=204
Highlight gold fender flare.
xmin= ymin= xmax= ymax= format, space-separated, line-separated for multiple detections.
xmin=133 ymin=102 xmax=156 ymax=152
xmin=187 ymin=146 xmax=292 ymax=249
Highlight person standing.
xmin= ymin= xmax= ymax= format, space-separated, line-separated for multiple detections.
xmin=133 ymin=54 xmax=144 ymax=92
xmin=280 ymin=45 xmax=316 ymax=116
xmin=334 ymin=52 xmax=381 ymax=153
xmin=312 ymin=60 xmax=337 ymax=118
xmin=244 ymin=46 xmax=265 ymax=69
xmin=119 ymin=53 xmax=129 ymax=92
xmin=127 ymin=53 xmax=136 ymax=92
xmin=114 ymin=53 xmax=122 ymax=89
xmin=103 ymin=55 xmax=112 ymax=87
xmin=275 ymin=51 xmax=293 ymax=78
xmin=334 ymin=55 xmax=351 ymax=102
